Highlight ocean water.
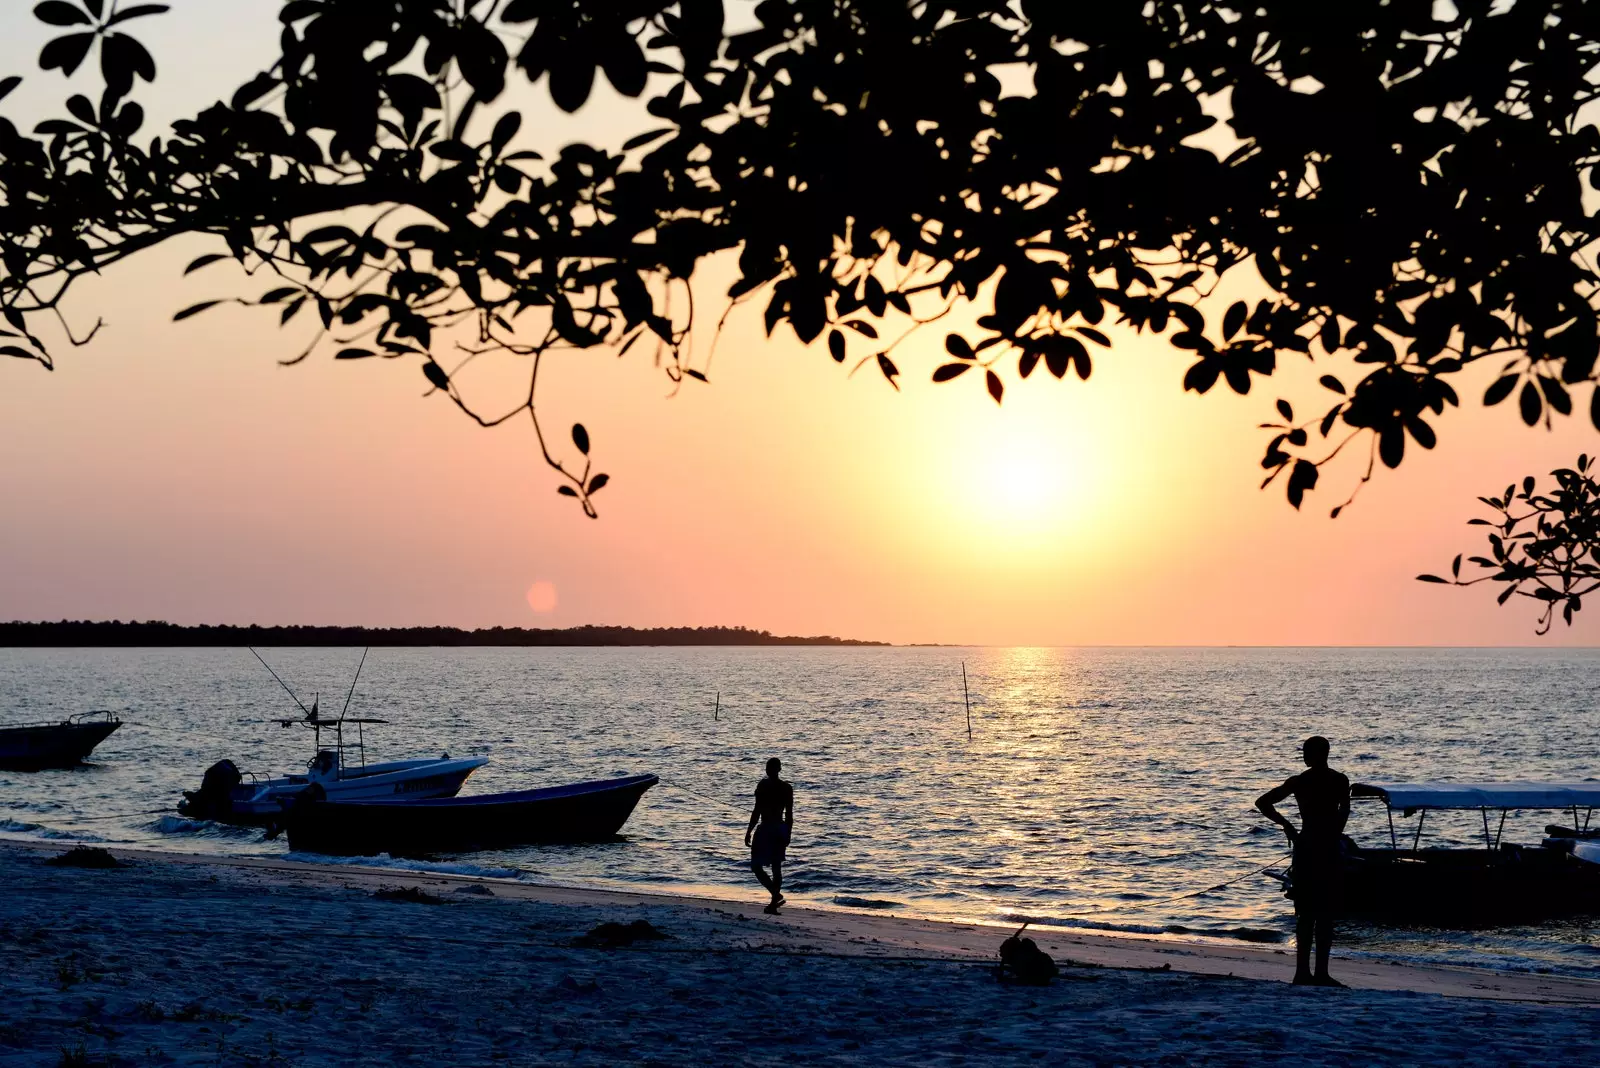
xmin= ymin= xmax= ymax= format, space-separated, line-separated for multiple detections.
xmin=2 ymin=646 xmax=1597 ymax=976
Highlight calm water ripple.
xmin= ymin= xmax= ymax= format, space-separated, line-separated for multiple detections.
xmin=2 ymin=646 xmax=1598 ymax=975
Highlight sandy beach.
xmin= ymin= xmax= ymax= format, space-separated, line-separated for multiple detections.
xmin=2 ymin=839 xmax=1597 ymax=1066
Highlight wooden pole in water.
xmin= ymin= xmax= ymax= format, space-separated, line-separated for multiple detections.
xmin=962 ymin=661 xmax=972 ymax=740
xmin=714 ymin=691 xmax=720 ymax=722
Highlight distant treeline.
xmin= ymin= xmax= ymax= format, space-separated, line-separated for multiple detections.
xmin=0 ymin=620 xmax=887 ymax=648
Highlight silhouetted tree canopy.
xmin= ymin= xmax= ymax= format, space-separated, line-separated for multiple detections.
xmin=3 ymin=1 xmax=1599 ymax=625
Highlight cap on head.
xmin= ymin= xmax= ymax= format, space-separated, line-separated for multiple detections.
xmin=1302 ymin=735 xmax=1330 ymax=764
xmin=766 ymin=757 xmax=781 ymax=776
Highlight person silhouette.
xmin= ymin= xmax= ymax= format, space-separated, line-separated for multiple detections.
xmin=1256 ymin=735 xmax=1351 ymax=987
xmin=745 ymin=757 xmax=793 ymax=914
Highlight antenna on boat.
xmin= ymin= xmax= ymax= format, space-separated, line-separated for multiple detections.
xmin=339 ymin=647 xmax=369 ymax=723
xmin=250 ymin=647 xmax=312 ymax=719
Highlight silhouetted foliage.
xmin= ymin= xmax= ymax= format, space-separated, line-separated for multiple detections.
xmin=0 ymin=620 xmax=888 ymax=646
xmin=1421 ymin=455 xmax=1600 ymax=634
xmin=4 ymin=1 xmax=1599 ymax=621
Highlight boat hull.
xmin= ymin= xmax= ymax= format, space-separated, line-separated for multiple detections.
xmin=1308 ymin=847 xmax=1600 ymax=926
xmin=285 ymin=773 xmax=658 ymax=857
xmin=0 ymin=717 xmax=121 ymax=771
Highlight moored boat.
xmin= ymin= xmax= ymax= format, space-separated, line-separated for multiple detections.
xmin=1280 ymin=781 xmax=1600 ymax=925
xmin=179 ymin=649 xmax=490 ymax=824
xmin=0 ymin=711 xmax=121 ymax=771
xmin=283 ymin=773 xmax=659 ymax=857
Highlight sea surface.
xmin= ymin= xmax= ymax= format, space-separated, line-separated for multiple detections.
xmin=2 ymin=646 xmax=1598 ymax=977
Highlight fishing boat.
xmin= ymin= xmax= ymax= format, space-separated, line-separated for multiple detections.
xmin=0 ymin=711 xmax=121 ymax=771
xmin=282 ymin=773 xmax=659 ymax=857
xmin=1278 ymin=781 xmax=1600 ymax=925
xmin=177 ymin=649 xmax=487 ymax=824
xmin=178 ymin=703 xmax=487 ymax=824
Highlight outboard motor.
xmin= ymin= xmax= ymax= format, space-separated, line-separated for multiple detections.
xmin=178 ymin=759 xmax=242 ymax=820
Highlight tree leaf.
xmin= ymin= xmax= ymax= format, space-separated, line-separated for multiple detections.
xmin=587 ymin=473 xmax=610 ymax=494
xmin=621 ymin=127 xmax=673 ymax=151
xmin=490 ymin=111 xmax=522 ymax=155
xmin=876 ymin=353 xmax=899 ymax=390
xmin=1518 ymin=381 xmax=1541 ymax=426
xmin=986 ymin=369 xmax=1003 ymax=404
xmin=572 ymin=423 xmax=590 ymax=455
xmin=557 ymin=485 xmax=579 ymax=497
xmin=1223 ymin=300 xmax=1247 ymax=340
xmin=335 ymin=348 xmax=375 ymax=359
xmin=33 ymin=2 xmax=91 ymax=27
xmin=1484 ymin=375 xmax=1517 ymax=406
xmin=1319 ymin=375 xmax=1345 ymax=395
xmin=932 ymin=362 xmax=971 ymax=382
xmin=39 ymin=32 xmax=95 ymax=77
xmin=1416 ymin=574 xmax=1450 ymax=583
xmin=945 ymin=334 xmax=974 ymax=360
xmin=184 ymin=253 xmax=229 ymax=275
xmin=827 ymin=328 xmax=845 ymax=363
xmin=422 ymin=361 xmax=450 ymax=390
xmin=1275 ymin=399 xmax=1293 ymax=422
xmin=173 ymin=300 xmax=223 ymax=321
xmin=0 ymin=76 xmax=21 ymax=102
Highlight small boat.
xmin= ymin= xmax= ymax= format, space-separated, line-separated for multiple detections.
xmin=179 ymin=648 xmax=485 ymax=824
xmin=0 ymin=711 xmax=121 ymax=771
xmin=1279 ymin=781 xmax=1600 ymax=925
xmin=283 ymin=773 xmax=659 ymax=857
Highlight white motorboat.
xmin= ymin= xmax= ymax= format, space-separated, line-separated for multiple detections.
xmin=177 ymin=649 xmax=487 ymax=824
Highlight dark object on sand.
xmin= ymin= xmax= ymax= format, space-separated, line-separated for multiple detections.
xmin=574 ymin=920 xmax=670 ymax=948
xmin=0 ymin=712 xmax=120 ymax=771
xmin=285 ymin=773 xmax=658 ymax=857
xmin=371 ymin=885 xmax=448 ymax=905
xmin=1286 ymin=781 xmax=1600 ymax=926
xmin=45 ymin=846 xmax=124 ymax=869
xmin=996 ymin=925 xmax=1058 ymax=986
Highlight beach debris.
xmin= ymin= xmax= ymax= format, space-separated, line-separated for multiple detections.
xmin=573 ymin=920 xmax=671 ymax=948
xmin=995 ymin=925 xmax=1058 ymax=986
xmin=371 ymin=885 xmax=448 ymax=905
xmin=45 ymin=847 xmax=123 ymax=870
xmin=453 ymin=883 xmax=495 ymax=896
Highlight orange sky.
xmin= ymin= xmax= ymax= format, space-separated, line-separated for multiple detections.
xmin=1 ymin=2 xmax=1596 ymax=645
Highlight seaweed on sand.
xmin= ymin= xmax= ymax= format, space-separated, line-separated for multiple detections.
xmin=44 ymin=847 xmax=123 ymax=870
xmin=573 ymin=920 xmax=671 ymax=948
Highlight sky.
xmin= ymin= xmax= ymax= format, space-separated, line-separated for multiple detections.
xmin=1 ymin=2 xmax=1597 ymax=646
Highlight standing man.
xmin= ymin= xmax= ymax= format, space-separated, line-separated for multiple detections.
xmin=1256 ymin=735 xmax=1350 ymax=987
xmin=745 ymin=757 xmax=793 ymax=915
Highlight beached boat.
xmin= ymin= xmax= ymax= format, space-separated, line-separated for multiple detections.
xmin=282 ymin=773 xmax=659 ymax=856
xmin=1279 ymin=781 xmax=1600 ymax=925
xmin=178 ymin=704 xmax=485 ymax=824
xmin=180 ymin=649 xmax=489 ymax=824
xmin=0 ymin=711 xmax=121 ymax=771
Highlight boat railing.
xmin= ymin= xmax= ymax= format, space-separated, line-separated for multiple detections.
xmin=3 ymin=709 xmax=120 ymax=730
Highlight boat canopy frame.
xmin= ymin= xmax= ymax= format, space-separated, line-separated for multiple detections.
xmin=1353 ymin=782 xmax=1599 ymax=852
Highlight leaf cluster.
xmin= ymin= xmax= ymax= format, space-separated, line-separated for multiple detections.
xmin=1423 ymin=455 xmax=1600 ymax=632
xmin=3 ymin=0 xmax=1600 ymax=523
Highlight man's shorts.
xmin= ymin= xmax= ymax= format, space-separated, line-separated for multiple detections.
xmin=751 ymin=822 xmax=790 ymax=866
xmin=1290 ymin=840 xmax=1344 ymax=919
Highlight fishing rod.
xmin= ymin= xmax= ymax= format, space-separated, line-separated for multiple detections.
xmin=249 ymin=647 xmax=311 ymax=717
xmin=339 ymin=647 xmax=369 ymax=722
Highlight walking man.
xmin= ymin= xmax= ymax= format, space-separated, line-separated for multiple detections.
xmin=1256 ymin=735 xmax=1350 ymax=986
xmin=745 ymin=757 xmax=793 ymax=914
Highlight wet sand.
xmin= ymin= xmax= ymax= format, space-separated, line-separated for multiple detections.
xmin=3 ymin=839 xmax=1597 ymax=1065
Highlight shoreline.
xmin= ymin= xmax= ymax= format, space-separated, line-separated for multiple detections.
xmin=6 ymin=840 xmax=1600 ymax=1066
xmin=5 ymin=839 xmax=1597 ymax=1006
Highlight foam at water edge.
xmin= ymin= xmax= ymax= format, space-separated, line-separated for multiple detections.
xmin=283 ymin=852 xmax=525 ymax=881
